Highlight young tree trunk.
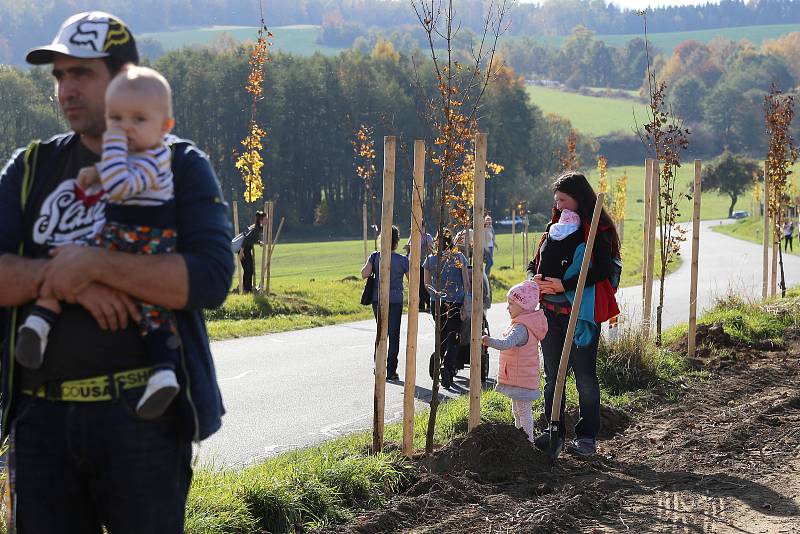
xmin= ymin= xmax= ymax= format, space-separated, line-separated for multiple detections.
xmin=728 ymin=194 xmax=737 ymax=219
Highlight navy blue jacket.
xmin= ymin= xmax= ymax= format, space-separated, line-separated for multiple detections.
xmin=0 ymin=133 xmax=233 ymax=441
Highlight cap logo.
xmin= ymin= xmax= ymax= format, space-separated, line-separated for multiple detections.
xmin=104 ymin=20 xmax=131 ymax=51
xmin=68 ymin=20 xmax=110 ymax=52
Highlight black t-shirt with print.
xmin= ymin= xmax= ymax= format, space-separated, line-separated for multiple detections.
xmin=18 ymin=140 xmax=147 ymax=391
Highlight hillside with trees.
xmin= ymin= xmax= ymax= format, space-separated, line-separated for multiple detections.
xmin=0 ymin=43 xmax=594 ymax=235
xmin=4 ymin=0 xmax=800 ymax=65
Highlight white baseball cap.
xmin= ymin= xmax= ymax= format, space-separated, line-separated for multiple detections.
xmin=26 ymin=11 xmax=139 ymax=65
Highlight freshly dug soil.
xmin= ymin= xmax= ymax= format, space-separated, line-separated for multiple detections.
xmin=321 ymin=327 xmax=800 ymax=533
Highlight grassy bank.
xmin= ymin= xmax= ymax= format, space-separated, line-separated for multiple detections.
xmin=189 ymin=288 xmax=800 ymax=532
xmin=713 ymin=216 xmax=800 ymax=256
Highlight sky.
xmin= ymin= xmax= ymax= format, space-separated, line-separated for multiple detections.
xmin=607 ymin=0 xmax=716 ymax=8
xmin=519 ymin=0 xmax=717 ymax=8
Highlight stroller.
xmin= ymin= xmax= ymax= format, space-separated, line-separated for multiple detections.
xmin=429 ymin=267 xmax=492 ymax=388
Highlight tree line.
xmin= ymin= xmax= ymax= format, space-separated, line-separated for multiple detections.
xmin=4 ymin=0 xmax=800 ymax=64
xmin=0 ymin=43 xmax=595 ymax=236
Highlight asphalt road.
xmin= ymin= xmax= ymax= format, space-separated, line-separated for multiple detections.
xmin=198 ymin=220 xmax=800 ymax=467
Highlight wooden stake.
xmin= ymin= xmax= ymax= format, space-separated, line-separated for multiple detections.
xmin=403 ymin=140 xmax=425 ymax=457
xmin=469 ymin=133 xmax=487 ymax=432
xmin=373 ymin=136 xmax=395 ymax=454
xmin=642 ymin=159 xmax=653 ymax=298
xmin=363 ymin=203 xmax=368 ymax=262
xmin=269 ymin=217 xmax=285 ymax=258
xmin=232 ymin=200 xmax=243 ymax=294
xmin=549 ymin=193 xmax=605 ymax=434
xmin=643 ymin=160 xmax=658 ymax=335
xmin=511 ymin=208 xmax=516 ymax=270
xmin=688 ymin=160 xmax=702 ymax=360
xmin=771 ymin=240 xmax=778 ymax=298
xmin=763 ymin=162 xmax=770 ymax=300
xmin=259 ymin=201 xmax=269 ymax=293
xmin=266 ymin=202 xmax=275 ymax=294
xmin=522 ymin=217 xmax=529 ymax=267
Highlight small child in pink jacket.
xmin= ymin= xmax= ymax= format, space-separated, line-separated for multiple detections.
xmin=482 ymin=279 xmax=548 ymax=441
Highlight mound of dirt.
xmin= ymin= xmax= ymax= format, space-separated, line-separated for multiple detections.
xmin=425 ymin=423 xmax=551 ymax=482
xmin=675 ymin=322 xmax=789 ymax=369
xmin=536 ymin=404 xmax=632 ymax=440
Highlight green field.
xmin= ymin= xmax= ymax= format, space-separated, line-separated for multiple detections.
xmin=510 ymin=23 xmax=800 ymax=56
xmin=140 ymin=24 xmax=345 ymax=56
xmin=526 ymin=85 xmax=648 ymax=137
xmin=206 ymin=162 xmax=753 ymax=340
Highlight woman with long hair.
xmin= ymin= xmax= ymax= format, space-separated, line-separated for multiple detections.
xmin=527 ymin=172 xmax=621 ymax=456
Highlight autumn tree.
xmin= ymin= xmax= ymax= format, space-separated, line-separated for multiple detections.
xmin=411 ymin=0 xmax=510 ymax=453
xmin=234 ymin=12 xmax=272 ymax=202
xmin=352 ymin=124 xmax=378 ymax=248
xmin=610 ymin=171 xmax=628 ymax=243
xmin=596 ymin=155 xmax=609 ymax=205
xmin=637 ymin=9 xmax=691 ymax=344
xmin=764 ymin=85 xmax=798 ymax=297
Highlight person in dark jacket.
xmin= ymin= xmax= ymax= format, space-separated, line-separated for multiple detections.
xmin=240 ymin=210 xmax=265 ymax=293
xmin=527 ymin=172 xmax=620 ymax=457
xmin=0 ymin=12 xmax=232 ymax=532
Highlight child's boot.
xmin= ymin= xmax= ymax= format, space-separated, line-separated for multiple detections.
xmin=136 ymin=369 xmax=180 ymax=420
xmin=15 ymin=306 xmax=58 ymax=369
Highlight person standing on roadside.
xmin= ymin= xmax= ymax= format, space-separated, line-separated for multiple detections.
xmin=403 ymin=220 xmax=433 ymax=312
xmin=484 ymin=214 xmax=497 ymax=277
xmin=361 ymin=225 xmax=409 ymax=381
xmin=240 ymin=210 xmax=265 ymax=293
xmin=783 ymin=219 xmax=794 ymax=253
xmin=0 ymin=12 xmax=232 ymax=532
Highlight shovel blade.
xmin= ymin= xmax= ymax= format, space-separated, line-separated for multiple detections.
xmin=545 ymin=424 xmax=563 ymax=461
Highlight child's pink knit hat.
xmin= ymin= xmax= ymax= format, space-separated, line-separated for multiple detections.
xmin=558 ymin=208 xmax=580 ymax=226
xmin=507 ymin=279 xmax=541 ymax=312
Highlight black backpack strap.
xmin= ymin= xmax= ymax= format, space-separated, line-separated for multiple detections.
xmin=19 ymin=141 xmax=41 ymax=242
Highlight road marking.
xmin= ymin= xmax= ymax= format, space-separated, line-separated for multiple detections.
xmin=218 ymin=370 xmax=254 ymax=382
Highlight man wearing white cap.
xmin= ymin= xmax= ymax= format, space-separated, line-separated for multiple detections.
xmin=0 ymin=12 xmax=233 ymax=532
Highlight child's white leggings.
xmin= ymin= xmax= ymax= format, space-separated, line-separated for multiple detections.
xmin=511 ymin=399 xmax=534 ymax=441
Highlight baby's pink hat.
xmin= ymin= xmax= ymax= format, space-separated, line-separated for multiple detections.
xmin=507 ymin=279 xmax=541 ymax=312
xmin=559 ymin=208 xmax=580 ymax=226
